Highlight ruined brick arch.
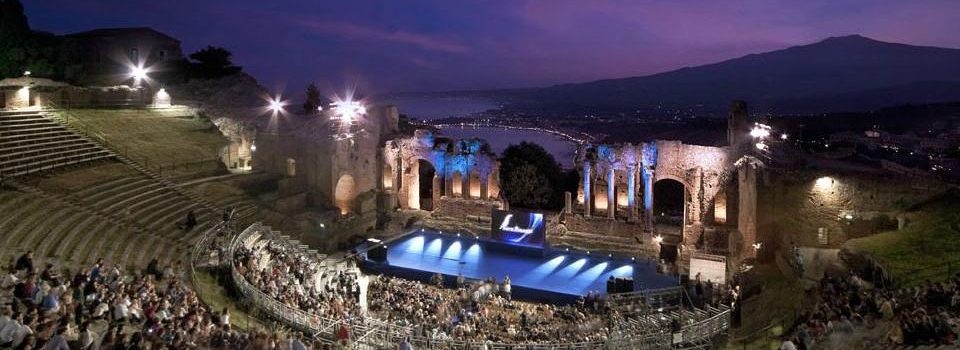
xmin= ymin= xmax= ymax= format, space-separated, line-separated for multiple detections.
xmin=451 ymin=171 xmax=463 ymax=196
xmin=381 ymin=162 xmax=393 ymax=190
xmin=335 ymin=173 xmax=357 ymax=215
xmin=468 ymin=169 xmax=482 ymax=199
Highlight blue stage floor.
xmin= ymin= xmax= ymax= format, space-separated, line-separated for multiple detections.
xmin=379 ymin=231 xmax=676 ymax=298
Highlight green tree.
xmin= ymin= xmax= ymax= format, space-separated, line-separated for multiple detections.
xmin=502 ymin=163 xmax=553 ymax=208
xmin=188 ymin=46 xmax=242 ymax=79
xmin=303 ymin=82 xmax=326 ymax=114
xmin=0 ymin=0 xmax=60 ymax=79
xmin=499 ymin=142 xmax=577 ymax=210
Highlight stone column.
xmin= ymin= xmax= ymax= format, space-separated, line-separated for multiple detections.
xmin=738 ymin=164 xmax=758 ymax=258
xmin=643 ymin=167 xmax=654 ymax=228
xmin=583 ymin=162 xmax=592 ymax=216
xmin=480 ymin=178 xmax=488 ymax=200
xmin=444 ymin=172 xmax=453 ymax=197
xmin=394 ymin=156 xmax=403 ymax=196
xmin=432 ymin=175 xmax=442 ymax=208
xmin=627 ymin=165 xmax=637 ymax=222
xmin=462 ymin=173 xmax=470 ymax=199
xmin=607 ymin=168 xmax=616 ymax=219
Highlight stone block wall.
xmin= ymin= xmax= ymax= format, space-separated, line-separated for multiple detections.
xmin=758 ymin=170 xmax=945 ymax=249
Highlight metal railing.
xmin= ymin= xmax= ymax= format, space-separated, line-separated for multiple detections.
xmin=223 ymin=222 xmax=732 ymax=349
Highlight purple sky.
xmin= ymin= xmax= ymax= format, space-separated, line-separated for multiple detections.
xmin=24 ymin=0 xmax=960 ymax=95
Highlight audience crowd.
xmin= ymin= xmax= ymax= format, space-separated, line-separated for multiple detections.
xmin=783 ymin=272 xmax=960 ymax=349
xmin=234 ymin=236 xmax=619 ymax=346
xmin=0 ymin=252 xmax=276 ymax=349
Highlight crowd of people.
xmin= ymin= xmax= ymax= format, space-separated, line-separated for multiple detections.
xmin=234 ymin=235 xmax=619 ymax=347
xmin=0 ymin=251 xmax=276 ymax=349
xmin=782 ymin=272 xmax=960 ymax=349
xmin=367 ymin=273 xmax=611 ymax=345
xmin=234 ymin=240 xmax=364 ymax=322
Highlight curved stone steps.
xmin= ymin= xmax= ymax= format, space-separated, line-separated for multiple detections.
xmin=128 ymin=193 xmax=185 ymax=226
xmin=140 ymin=197 xmax=201 ymax=233
xmin=57 ymin=215 xmax=107 ymax=264
xmin=0 ymin=196 xmax=54 ymax=254
xmin=73 ymin=176 xmax=144 ymax=199
xmin=92 ymin=183 xmax=166 ymax=214
xmin=80 ymin=178 xmax=156 ymax=207
xmin=38 ymin=210 xmax=89 ymax=260
xmin=16 ymin=205 xmax=78 ymax=259
xmin=119 ymin=190 xmax=186 ymax=228
xmin=96 ymin=225 xmax=130 ymax=268
xmin=119 ymin=234 xmax=169 ymax=268
xmin=71 ymin=220 xmax=114 ymax=266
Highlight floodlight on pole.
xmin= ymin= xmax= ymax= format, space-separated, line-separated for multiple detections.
xmin=331 ymin=99 xmax=366 ymax=124
xmin=653 ymin=234 xmax=664 ymax=244
xmin=750 ymin=123 xmax=771 ymax=139
xmin=129 ymin=64 xmax=149 ymax=87
xmin=269 ymin=99 xmax=283 ymax=113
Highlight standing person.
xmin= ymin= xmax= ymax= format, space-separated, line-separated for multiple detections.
xmin=399 ymin=337 xmax=414 ymax=350
xmin=14 ymin=252 xmax=33 ymax=273
xmin=502 ymin=275 xmax=512 ymax=301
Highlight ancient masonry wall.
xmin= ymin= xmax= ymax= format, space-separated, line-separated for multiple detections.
xmin=757 ymin=170 xmax=945 ymax=249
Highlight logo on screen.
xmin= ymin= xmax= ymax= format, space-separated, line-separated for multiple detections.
xmin=491 ymin=209 xmax=546 ymax=247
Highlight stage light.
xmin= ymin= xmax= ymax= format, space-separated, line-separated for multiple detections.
xmin=249 ymin=144 xmax=257 ymax=152
xmin=631 ymin=257 xmax=636 ymax=261
xmin=781 ymin=133 xmax=789 ymax=140
xmin=456 ymin=233 xmax=461 ymax=237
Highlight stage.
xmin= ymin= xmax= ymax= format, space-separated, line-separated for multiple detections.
xmin=361 ymin=230 xmax=677 ymax=304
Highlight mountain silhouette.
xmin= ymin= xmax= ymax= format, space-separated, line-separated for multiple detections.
xmin=523 ymin=35 xmax=960 ymax=114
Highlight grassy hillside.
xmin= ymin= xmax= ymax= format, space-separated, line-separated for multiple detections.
xmin=846 ymin=191 xmax=960 ymax=286
xmin=60 ymin=108 xmax=228 ymax=178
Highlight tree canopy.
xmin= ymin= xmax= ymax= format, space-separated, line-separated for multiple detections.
xmin=0 ymin=0 xmax=61 ymax=79
xmin=187 ymin=46 xmax=242 ymax=79
xmin=498 ymin=142 xmax=578 ymax=210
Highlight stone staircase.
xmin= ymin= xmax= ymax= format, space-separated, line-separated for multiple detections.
xmin=0 ymin=107 xmax=268 ymax=272
xmin=550 ymin=229 xmax=649 ymax=256
xmin=0 ymin=109 xmax=114 ymax=177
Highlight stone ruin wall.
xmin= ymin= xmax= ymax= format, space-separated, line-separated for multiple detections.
xmin=758 ymin=169 xmax=946 ymax=249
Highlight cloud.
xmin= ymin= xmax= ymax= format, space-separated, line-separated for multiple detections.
xmin=295 ymin=19 xmax=469 ymax=54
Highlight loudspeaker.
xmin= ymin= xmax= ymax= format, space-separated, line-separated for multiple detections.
xmin=368 ymin=245 xmax=387 ymax=262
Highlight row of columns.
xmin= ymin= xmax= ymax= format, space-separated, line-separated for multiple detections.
xmin=581 ymin=162 xmax=643 ymax=222
xmin=386 ymin=156 xmax=494 ymax=210
xmin=443 ymin=172 xmax=491 ymax=200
